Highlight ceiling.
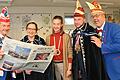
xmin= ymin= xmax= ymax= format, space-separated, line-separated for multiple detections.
xmin=1 ymin=0 xmax=120 ymax=8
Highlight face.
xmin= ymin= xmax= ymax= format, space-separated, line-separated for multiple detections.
xmin=0 ymin=22 xmax=10 ymax=36
xmin=74 ymin=16 xmax=85 ymax=28
xmin=91 ymin=12 xmax=105 ymax=28
xmin=26 ymin=24 xmax=37 ymax=37
xmin=52 ymin=19 xmax=63 ymax=33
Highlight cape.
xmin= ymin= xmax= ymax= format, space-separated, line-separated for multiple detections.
xmin=72 ymin=23 xmax=109 ymax=80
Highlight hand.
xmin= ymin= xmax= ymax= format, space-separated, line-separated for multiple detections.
xmin=66 ymin=63 xmax=72 ymax=77
xmin=91 ymin=36 xmax=102 ymax=48
xmin=25 ymin=70 xmax=32 ymax=75
xmin=66 ymin=69 xmax=71 ymax=77
xmin=0 ymin=50 xmax=4 ymax=59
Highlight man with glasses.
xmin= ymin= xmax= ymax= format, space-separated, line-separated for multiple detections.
xmin=0 ymin=7 xmax=15 ymax=80
xmin=86 ymin=1 xmax=120 ymax=80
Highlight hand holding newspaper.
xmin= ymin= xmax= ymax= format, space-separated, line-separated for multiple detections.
xmin=0 ymin=38 xmax=54 ymax=73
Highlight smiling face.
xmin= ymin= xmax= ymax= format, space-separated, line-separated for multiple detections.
xmin=91 ymin=12 xmax=106 ymax=28
xmin=52 ymin=18 xmax=63 ymax=33
xmin=74 ymin=16 xmax=85 ymax=28
xmin=26 ymin=23 xmax=37 ymax=38
xmin=0 ymin=22 xmax=10 ymax=36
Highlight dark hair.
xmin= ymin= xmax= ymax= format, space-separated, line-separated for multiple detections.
xmin=26 ymin=22 xmax=38 ymax=32
xmin=52 ymin=15 xmax=64 ymax=35
xmin=52 ymin=15 xmax=63 ymax=24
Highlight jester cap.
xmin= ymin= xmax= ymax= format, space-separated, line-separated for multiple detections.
xmin=0 ymin=7 xmax=10 ymax=22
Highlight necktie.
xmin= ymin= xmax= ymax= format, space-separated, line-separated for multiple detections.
xmin=96 ymin=29 xmax=102 ymax=39
xmin=96 ymin=29 xmax=103 ymax=33
xmin=75 ymin=35 xmax=79 ymax=45
xmin=75 ymin=35 xmax=80 ymax=52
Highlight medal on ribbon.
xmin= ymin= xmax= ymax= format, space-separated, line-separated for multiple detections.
xmin=54 ymin=36 xmax=61 ymax=55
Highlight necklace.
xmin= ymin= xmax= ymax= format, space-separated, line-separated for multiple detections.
xmin=54 ymin=36 xmax=61 ymax=55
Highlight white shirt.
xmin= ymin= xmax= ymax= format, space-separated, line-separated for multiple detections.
xmin=97 ymin=21 xmax=105 ymax=36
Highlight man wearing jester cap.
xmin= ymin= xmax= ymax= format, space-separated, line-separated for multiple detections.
xmin=0 ymin=7 xmax=15 ymax=80
xmin=86 ymin=0 xmax=120 ymax=80
xmin=72 ymin=0 xmax=108 ymax=80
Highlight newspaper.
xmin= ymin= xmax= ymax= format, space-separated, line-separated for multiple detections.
xmin=0 ymin=38 xmax=54 ymax=73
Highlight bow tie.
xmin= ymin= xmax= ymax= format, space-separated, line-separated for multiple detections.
xmin=96 ymin=29 xmax=103 ymax=33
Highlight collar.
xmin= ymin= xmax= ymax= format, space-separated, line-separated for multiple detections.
xmin=0 ymin=34 xmax=4 ymax=38
xmin=54 ymin=32 xmax=60 ymax=35
xmin=24 ymin=35 xmax=39 ymax=41
xmin=77 ymin=23 xmax=87 ymax=31
xmin=97 ymin=21 xmax=105 ymax=30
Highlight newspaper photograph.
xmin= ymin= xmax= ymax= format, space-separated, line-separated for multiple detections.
xmin=0 ymin=38 xmax=54 ymax=73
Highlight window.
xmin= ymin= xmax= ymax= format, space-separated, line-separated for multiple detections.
xmin=64 ymin=16 xmax=74 ymax=25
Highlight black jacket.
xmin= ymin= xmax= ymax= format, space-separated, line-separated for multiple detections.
xmin=21 ymin=35 xmax=46 ymax=45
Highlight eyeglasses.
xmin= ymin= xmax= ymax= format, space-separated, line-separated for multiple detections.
xmin=27 ymin=28 xmax=36 ymax=31
xmin=0 ymin=23 xmax=10 ymax=28
xmin=91 ymin=14 xmax=104 ymax=18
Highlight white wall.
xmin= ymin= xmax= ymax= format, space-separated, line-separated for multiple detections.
xmin=8 ymin=6 xmax=75 ymax=40
xmin=0 ymin=6 xmax=119 ymax=40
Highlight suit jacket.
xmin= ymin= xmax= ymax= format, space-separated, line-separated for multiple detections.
xmin=101 ymin=22 xmax=120 ymax=80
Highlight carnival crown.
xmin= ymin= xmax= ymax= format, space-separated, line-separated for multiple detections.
xmin=86 ymin=0 xmax=104 ymax=14
xmin=74 ymin=0 xmax=85 ymax=17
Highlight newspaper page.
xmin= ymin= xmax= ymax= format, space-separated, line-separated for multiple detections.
xmin=0 ymin=37 xmax=54 ymax=73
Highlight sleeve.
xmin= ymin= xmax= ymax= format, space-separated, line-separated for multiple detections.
xmin=20 ymin=35 xmax=27 ymax=42
xmin=40 ymin=38 xmax=46 ymax=45
xmin=66 ymin=34 xmax=73 ymax=63
xmin=20 ymin=39 xmax=23 ymax=42
xmin=101 ymin=25 xmax=120 ymax=54
xmin=46 ymin=35 xmax=50 ymax=46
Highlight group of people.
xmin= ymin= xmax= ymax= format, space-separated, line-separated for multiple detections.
xmin=1 ymin=0 xmax=120 ymax=80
